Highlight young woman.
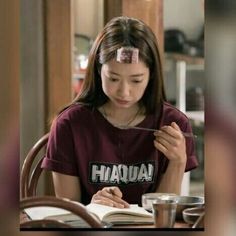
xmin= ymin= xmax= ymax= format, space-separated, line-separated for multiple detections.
xmin=42 ymin=16 xmax=198 ymax=208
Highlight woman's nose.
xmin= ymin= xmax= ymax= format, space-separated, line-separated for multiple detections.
xmin=117 ymin=81 xmax=130 ymax=97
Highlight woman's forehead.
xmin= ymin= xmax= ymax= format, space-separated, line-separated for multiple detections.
xmin=102 ymin=59 xmax=149 ymax=76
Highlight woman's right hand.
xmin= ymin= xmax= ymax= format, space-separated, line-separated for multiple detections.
xmin=91 ymin=186 xmax=130 ymax=208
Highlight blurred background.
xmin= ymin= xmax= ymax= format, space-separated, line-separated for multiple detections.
xmin=1 ymin=0 xmax=236 ymax=235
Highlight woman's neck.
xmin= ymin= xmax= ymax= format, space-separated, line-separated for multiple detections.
xmin=100 ymin=102 xmax=146 ymax=127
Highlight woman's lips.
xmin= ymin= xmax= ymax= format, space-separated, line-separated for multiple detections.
xmin=115 ymin=99 xmax=130 ymax=105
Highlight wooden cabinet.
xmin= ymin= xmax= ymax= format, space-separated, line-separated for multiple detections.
xmin=104 ymin=0 xmax=164 ymax=56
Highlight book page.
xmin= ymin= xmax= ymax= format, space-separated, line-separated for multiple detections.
xmin=24 ymin=207 xmax=92 ymax=227
xmin=24 ymin=207 xmax=71 ymax=220
xmin=86 ymin=203 xmax=153 ymax=223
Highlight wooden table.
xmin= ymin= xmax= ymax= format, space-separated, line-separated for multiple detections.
xmin=113 ymin=221 xmax=190 ymax=229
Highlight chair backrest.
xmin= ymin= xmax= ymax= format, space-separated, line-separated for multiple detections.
xmin=20 ymin=196 xmax=103 ymax=228
xmin=20 ymin=133 xmax=49 ymax=199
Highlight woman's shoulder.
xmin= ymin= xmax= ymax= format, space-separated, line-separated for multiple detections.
xmin=56 ymin=103 xmax=94 ymax=122
xmin=162 ymin=101 xmax=189 ymax=123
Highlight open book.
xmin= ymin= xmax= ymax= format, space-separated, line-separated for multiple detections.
xmin=86 ymin=203 xmax=153 ymax=225
xmin=24 ymin=203 xmax=153 ymax=226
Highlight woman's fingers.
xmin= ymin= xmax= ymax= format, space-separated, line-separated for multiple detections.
xmin=109 ymin=186 xmax=123 ymax=198
xmin=161 ymin=123 xmax=183 ymax=139
xmin=154 ymin=123 xmax=184 ymax=144
xmin=153 ymin=123 xmax=186 ymax=162
xmin=171 ymin=121 xmax=181 ymax=131
xmin=92 ymin=194 xmax=116 ymax=207
xmin=91 ymin=187 xmax=129 ymax=208
xmin=153 ymin=139 xmax=168 ymax=154
xmin=92 ymin=195 xmax=125 ymax=208
xmin=103 ymin=187 xmax=129 ymax=208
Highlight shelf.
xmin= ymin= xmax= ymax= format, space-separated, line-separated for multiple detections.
xmin=164 ymin=53 xmax=205 ymax=122
xmin=165 ymin=52 xmax=204 ymax=65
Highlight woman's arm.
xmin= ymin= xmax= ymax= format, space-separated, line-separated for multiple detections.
xmin=52 ymin=172 xmax=81 ymax=201
xmin=155 ymin=160 xmax=185 ymax=194
xmin=153 ymin=122 xmax=187 ymax=194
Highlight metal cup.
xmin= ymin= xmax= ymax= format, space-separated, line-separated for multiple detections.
xmin=152 ymin=197 xmax=177 ymax=228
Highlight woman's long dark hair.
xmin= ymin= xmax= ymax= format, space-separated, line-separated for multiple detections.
xmin=66 ymin=16 xmax=166 ymax=115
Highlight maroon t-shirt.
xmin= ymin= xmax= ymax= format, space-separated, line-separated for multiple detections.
xmin=41 ymin=102 xmax=198 ymax=205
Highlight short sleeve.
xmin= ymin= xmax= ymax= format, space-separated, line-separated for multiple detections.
xmin=183 ymin=120 xmax=199 ymax=172
xmin=41 ymin=114 xmax=78 ymax=176
xmin=160 ymin=103 xmax=199 ymax=173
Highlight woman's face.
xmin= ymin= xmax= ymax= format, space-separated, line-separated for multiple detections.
xmin=101 ymin=59 xmax=150 ymax=109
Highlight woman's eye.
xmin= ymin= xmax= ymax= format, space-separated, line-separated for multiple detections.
xmin=109 ymin=78 xmax=119 ymax=82
xmin=132 ymin=80 xmax=142 ymax=83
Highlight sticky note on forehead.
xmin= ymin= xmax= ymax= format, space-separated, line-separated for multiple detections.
xmin=116 ymin=47 xmax=139 ymax=63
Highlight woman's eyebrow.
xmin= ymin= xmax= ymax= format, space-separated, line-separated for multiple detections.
xmin=108 ymin=70 xmax=144 ymax=77
xmin=130 ymin=73 xmax=144 ymax=77
xmin=107 ymin=70 xmax=120 ymax=76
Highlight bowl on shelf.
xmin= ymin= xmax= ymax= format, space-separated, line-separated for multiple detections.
xmin=142 ymin=193 xmax=178 ymax=212
xmin=176 ymin=196 xmax=204 ymax=220
xmin=182 ymin=206 xmax=205 ymax=226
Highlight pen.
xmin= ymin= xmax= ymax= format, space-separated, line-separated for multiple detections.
xmin=108 ymin=188 xmax=130 ymax=208
xmin=109 ymin=188 xmax=115 ymax=196
xmin=116 ymin=125 xmax=197 ymax=138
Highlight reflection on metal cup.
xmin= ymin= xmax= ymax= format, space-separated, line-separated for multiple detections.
xmin=152 ymin=198 xmax=177 ymax=228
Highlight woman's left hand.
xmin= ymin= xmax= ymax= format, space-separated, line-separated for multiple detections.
xmin=91 ymin=186 xmax=129 ymax=208
xmin=153 ymin=122 xmax=187 ymax=163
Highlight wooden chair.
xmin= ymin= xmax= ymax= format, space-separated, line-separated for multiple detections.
xmin=20 ymin=196 xmax=103 ymax=228
xmin=20 ymin=133 xmax=49 ymax=199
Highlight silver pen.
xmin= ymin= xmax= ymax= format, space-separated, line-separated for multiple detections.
xmin=116 ymin=125 xmax=197 ymax=138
